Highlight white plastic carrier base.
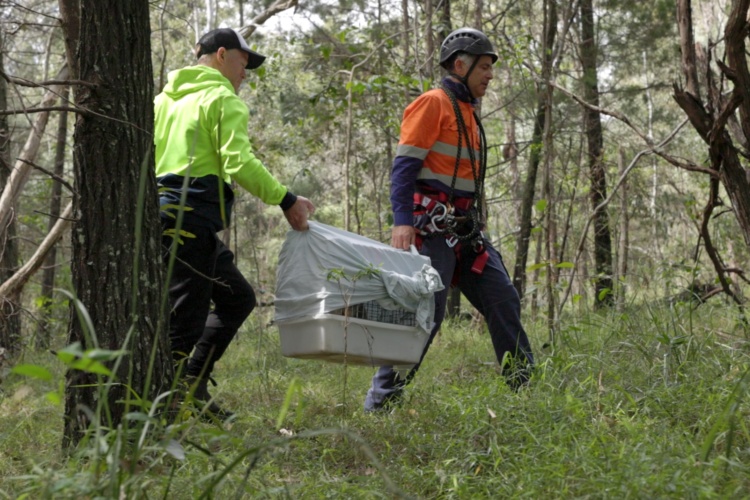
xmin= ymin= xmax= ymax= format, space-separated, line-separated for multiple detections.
xmin=277 ymin=314 xmax=429 ymax=366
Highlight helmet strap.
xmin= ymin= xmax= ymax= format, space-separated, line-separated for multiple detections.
xmin=449 ymin=54 xmax=481 ymax=99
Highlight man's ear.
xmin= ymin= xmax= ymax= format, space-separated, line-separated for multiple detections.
xmin=215 ymin=47 xmax=226 ymax=64
xmin=452 ymin=57 xmax=466 ymax=77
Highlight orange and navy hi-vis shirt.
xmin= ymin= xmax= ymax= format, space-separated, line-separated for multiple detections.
xmin=391 ymin=77 xmax=481 ymax=226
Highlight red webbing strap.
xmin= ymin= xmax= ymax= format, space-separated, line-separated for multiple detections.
xmin=451 ymin=243 xmax=462 ymax=286
xmin=414 ymin=233 xmax=424 ymax=251
xmin=470 ymin=248 xmax=489 ymax=275
xmin=414 ymin=191 xmax=473 ymax=212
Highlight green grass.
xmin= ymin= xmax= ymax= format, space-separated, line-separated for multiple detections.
xmin=1 ymin=301 xmax=750 ymax=498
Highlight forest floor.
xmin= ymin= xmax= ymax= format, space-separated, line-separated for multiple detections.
xmin=1 ymin=300 xmax=750 ymax=498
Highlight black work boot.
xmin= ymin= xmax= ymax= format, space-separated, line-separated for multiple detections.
xmin=184 ymin=376 xmax=235 ymax=422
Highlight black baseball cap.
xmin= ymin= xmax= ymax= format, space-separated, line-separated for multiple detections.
xmin=196 ymin=28 xmax=266 ymax=70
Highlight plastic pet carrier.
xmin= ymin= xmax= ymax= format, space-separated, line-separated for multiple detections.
xmin=274 ymin=222 xmax=443 ymax=366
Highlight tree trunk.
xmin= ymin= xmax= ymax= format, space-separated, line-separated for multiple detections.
xmin=61 ymin=0 xmax=171 ymax=449
xmin=580 ymin=0 xmax=613 ymax=308
xmin=0 ymin=65 xmax=68 ymax=240
xmin=673 ymin=0 xmax=750 ymax=248
xmin=542 ymin=106 xmax=557 ymax=341
xmin=474 ymin=0 xmax=484 ymax=29
xmin=0 ymin=203 xmax=73 ymax=301
xmin=439 ymin=0 xmax=451 ymax=41
xmin=513 ymin=0 xmax=557 ymax=300
xmin=615 ymin=148 xmax=629 ymax=312
xmin=37 ymin=87 xmax=70 ymax=349
xmin=425 ymin=0 xmax=434 ymax=82
xmin=0 ymin=30 xmax=21 ymax=356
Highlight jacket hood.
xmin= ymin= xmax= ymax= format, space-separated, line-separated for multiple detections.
xmin=161 ymin=65 xmax=233 ymax=99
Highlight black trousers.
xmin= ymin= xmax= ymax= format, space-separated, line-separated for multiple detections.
xmin=162 ymin=224 xmax=256 ymax=379
xmin=364 ymin=237 xmax=534 ymax=410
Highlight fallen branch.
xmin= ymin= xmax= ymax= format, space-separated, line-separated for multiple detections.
xmin=0 ymin=202 xmax=73 ymax=300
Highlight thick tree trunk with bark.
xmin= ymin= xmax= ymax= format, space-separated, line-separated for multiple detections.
xmin=61 ymin=0 xmax=171 ymax=449
xmin=0 ymin=31 xmax=21 ymax=355
xmin=580 ymin=0 xmax=613 ymax=308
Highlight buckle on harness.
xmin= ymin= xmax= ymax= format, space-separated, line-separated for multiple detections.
xmin=425 ymin=200 xmax=449 ymax=233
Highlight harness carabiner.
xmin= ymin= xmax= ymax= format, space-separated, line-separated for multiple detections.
xmin=427 ymin=202 xmax=448 ymax=233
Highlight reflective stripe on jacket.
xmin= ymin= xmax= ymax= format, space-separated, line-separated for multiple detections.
xmin=390 ymin=79 xmax=480 ymax=227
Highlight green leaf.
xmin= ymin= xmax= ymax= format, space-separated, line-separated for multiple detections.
xmin=55 ymin=343 xmax=114 ymax=376
xmin=555 ymin=262 xmax=575 ymax=269
xmin=160 ymin=204 xmax=193 ymax=212
xmin=45 ymin=391 xmax=62 ymax=405
xmin=34 ymin=296 xmax=53 ymax=309
xmin=124 ymin=412 xmax=151 ymax=422
xmin=69 ymin=358 xmax=112 ymax=376
xmin=276 ymin=377 xmax=302 ymax=430
xmin=598 ymin=288 xmax=612 ymax=301
xmin=527 ymin=262 xmax=548 ymax=272
xmin=535 ymin=199 xmax=548 ymax=212
xmin=11 ymin=364 xmax=53 ymax=381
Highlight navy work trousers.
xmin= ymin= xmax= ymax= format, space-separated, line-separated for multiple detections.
xmin=162 ymin=224 xmax=256 ymax=379
xmin=364 ymin=236 xmax=534 ymax=411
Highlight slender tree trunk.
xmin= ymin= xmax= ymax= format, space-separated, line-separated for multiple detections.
xmin=0 ymin=66 xmax=68 ymax=239
xmin=542 ymin=114 xmax=557 ymax=341
xmin=513 ymin=0 xmax=557 ymax=300
xmin=439 ymin=0 xmax=451 ymax=41
xmin=37 ymin=88 xmax=70 ymax=349
xmin=425 ymin=0 xmax=434 ymax=82
xmin=0 ymin=30 xmax=21 ymax=356
xmin=580 ymin=0 xmax=613 ymax=308
xmin=474 ymin=0 xmax=484 ymax=29
xmin=530 ymin=229 xmax=543 ymax=319
xmin=61 ymin=0 xmax=171 ymax=449
xmin=205 ymin=0 xmax=216 ymax=32
xmin=615 ymin=148 xmax=629 ymax=312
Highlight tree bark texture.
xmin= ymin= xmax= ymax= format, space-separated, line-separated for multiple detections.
xmin=37 ymin=87 xmax=70 ymax=349
xmin=439 ymin=0 xmax=452 ymax=41
xmin=0 ymin=30 xmax=21 ymax=355
xmin=673 ymin=0 xmax=750 ymax=248
xmin=0 ymin=203 xmax=73 ymax=301
xmin=616 ymin=148 xmax=629 ymax=312
xmin=0 ymin=66 xmax=68 ymax=241
xmin=580 ymin=0 xmax=614 ymax=308
xmin=62 ymin=0 xmax=171 ymax=449
xmin=513 ymin=0 xmax=557 ymax=300
xmin=724 ymin=0 xmax=750 ymax=143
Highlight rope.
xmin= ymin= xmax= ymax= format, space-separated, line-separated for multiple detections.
xmin=434 ymin=83 xmax=487 ymax=244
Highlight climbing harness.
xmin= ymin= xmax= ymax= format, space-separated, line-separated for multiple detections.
xmin=412 ymin=83 xmax=491 ymax=279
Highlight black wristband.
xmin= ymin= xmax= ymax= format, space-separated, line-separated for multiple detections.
xmin=279 ymin=191 xmax=298 ymax=211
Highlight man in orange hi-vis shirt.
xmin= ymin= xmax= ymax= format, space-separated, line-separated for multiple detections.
xmin=364 ymin=28 xmax=534 ymax=412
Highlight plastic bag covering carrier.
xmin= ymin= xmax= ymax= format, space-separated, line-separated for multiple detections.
xmin=275 ymin=222 xmax=444 ymax=334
